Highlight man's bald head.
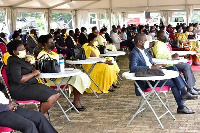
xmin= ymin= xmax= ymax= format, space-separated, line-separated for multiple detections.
xmin=157 ymin=30 xmax=167 ymax=43
xmin=134 ymin=33 xmax=147 ymax=50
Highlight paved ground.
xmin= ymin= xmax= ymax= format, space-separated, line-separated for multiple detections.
xmin=26 ymin=53 xmax=200 ymax=133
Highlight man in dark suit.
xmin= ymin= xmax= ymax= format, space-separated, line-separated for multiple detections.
xmin=79 ymin=27 xmax=88 ymax=46
xmin=65 ymin=30 xmax=77 ymax=59
xmin=129 ymin=33 xmax=196 ymax=114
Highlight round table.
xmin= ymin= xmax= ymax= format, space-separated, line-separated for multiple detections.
xmin=122 ymin=69 xmax=178 ymax=129
xmin=171 ymin=51 xmax=196 ymax=56
xmin=100 ymin=51 xmax=126 ymax=57
xmin=66 ymin=58 xmax=106 ymax=65
xmin=37 ymin=69 xmax=82 ymax=121
xmin=152 ymin=58 xmax=188 ymax=65
xmin=37 ymin=69 xmax=82 ymax=78
xmin=122 ymin=69 xmax=179 ymax=81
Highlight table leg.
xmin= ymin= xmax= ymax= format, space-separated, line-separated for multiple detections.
xmin=81 ymin=64 xmax=103 ymax=93
xmin=53 ymin=78 xmax=80 ymax=114
xmin=126 ymin=80 xmax=175 ymax=129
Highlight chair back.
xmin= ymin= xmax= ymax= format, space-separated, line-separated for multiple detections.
xmin=0 ymin=42 xmax=6 ymax=54
xmin=0 ymin=66 xmax=12 ymax=101
xmin=0 ymin=126 xmax=13 ymax=133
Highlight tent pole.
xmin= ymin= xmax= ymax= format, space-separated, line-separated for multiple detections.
xmin=109 ymin=0 xmax=112 ymax=30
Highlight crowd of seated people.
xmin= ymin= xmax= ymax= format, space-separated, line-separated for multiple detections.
xmin=1 ymin=22 xmax=200 ymax=131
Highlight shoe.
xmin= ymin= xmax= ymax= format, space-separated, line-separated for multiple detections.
xmin=177 ymin=106 xmax=195 ymax=114
xmin=193 ymin=62 xmax=200 ymax=66
xmin=108 ymin=89 xmax=115 ymax=92
xmin=73 ymin=106 xmax=86 ymax=111
xmin=112 ymin=84 xmax=120 ymax=88
xmin=181 ymin=92 xmax=198 ymax=101
xmin=188 ymin=87 xmax=200 ymax=95
xmin=193 ymin=87 xmax=200 ymax=92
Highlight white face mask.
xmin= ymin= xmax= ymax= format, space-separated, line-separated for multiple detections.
xmin=180 ymin=29 xmax=183 ymax=33
xmin=84 ymin=30 xmax=87 ymax=33
xmin=95 ymin=30 xmax=97 ymax=33
xmin=17 ymin=50 xmax=26 ymax=59
xmin=151 ymin=33 xmax=155 ymax=37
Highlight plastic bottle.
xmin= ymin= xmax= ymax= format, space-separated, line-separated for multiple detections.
xmin=59 ymin=58 xmax=65 ymax=72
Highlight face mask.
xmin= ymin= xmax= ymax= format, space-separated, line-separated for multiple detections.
xmin=161 ymin=37 xmax=167 ymax=43
xmin=84 ymin=30 xmax=87 ymax=33
xmin=180 ymin=29 xmax=183 ymax=33
xmin=95 ymin=30 xmax=97 ymax=33
xmin=17 ymin=50 xmax=26 ymax=58
xmin=151 ymin=33 xmax=155 ymax=37
xmin=50 ymin=43 xmax=55 ymax=50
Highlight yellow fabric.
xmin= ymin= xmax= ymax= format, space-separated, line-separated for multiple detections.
xmin=82 ymin=45 xmax=118 ymax=93
xmin=64 ymin=33 xmax=68 ymax=39
xmin=2 ymin=52 xmax=11 ymax=65
xmin=37 ymin=50 xmax=90 ymax=96
xmin=152 ymin=41 xmax=172 ymax=66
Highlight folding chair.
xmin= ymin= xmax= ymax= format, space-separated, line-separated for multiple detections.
xmin=0 ymin=66 xmax=40 ymax=111
xmin=0 ymin=126 xmax=14 ymax=133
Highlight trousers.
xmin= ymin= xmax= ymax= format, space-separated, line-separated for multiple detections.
xmin=0 ymin=107 xmax=57 ymax=133
xmin=175 ymin=62 xmax=196 ymax=88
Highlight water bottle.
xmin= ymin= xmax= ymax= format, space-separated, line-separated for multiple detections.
xmin=59 ymin=58 xmax=65 ymax=72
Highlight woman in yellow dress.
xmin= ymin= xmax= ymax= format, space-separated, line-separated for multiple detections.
xmin=83 ymin=33 xmax=120 ymax=93
xmin=175 ymin=25 xmax=200 ymax=65
xmin=37 ymin=35 xmax=91 ymax=111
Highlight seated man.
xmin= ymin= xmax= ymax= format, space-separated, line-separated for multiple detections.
xmin=153 ymin=30 xmax=200 ymax=95
xmin=0 ymin=91 xmax=57 ymax=133
xmin=129 ymin=33 xmax=197 ymax=114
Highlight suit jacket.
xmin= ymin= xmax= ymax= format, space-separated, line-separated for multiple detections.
xmin=79 ymin=33 xmax=88 ymax=46
xmin=129 ymin=46 xmax=155 ymax=96
xmin=65 ymin=36 xmax=75 ymax=49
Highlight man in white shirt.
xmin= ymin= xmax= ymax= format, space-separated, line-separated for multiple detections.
xmin=111 ymin=28 xmax=122 ymax=50
xmin=0 ymin=91 xmax=57 ymax=133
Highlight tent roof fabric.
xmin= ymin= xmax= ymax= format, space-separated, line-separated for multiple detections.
xmin=0 ymin=0 xmax=200 ymax=11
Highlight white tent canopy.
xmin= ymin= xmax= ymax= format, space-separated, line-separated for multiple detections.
xmin=0 ymin=0 xmax=200 ymax=33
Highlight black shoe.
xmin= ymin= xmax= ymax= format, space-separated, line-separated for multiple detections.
xmin=112 ymin=84 xmax=120 ymax=88
xmin=193 ymin=87 xmax=200 ymax=92
xmin=108 ymin=89 xmax=115 ymax=92
xmin=177 ymin=106 xmax=195 ymax=114
xmin=181 ymin=92 xmax=198 ymax=101
xmin=188 ymin=87 xmax=200 ymax=95
xmin=73 ymin=106 xmax=86 ymax=111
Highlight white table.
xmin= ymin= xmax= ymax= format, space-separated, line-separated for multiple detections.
xmin=123 ymin=69 xmax=178 ymax=129
xmin=100 ymin=51 xmax=126 ymax=57
xmin=152 ymin=58 xmax=188 ymax=65
xmin=66 ymin=58 xmax=106 ymax=98
xmin=171 ymin=51 xmax=196 ymax=56
xmin=188 ymin=39 xmax=198 ymax=41
xmin=37 ymin=69 xmax=82 ymax=122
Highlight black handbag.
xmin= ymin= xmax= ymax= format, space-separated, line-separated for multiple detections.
xmin=135 ymin=69 xmax=165 ymax=77
xmin=170 ymin=40 xmax=179 ymax=48
xmin=97 ymin=45 xmax=106 ymax=54
xmin=188 ymin=35 xmax=195 ymax=39
xmin=73 ymin=46 xmax=86 ymax=60
xmin=36 ymin=54 xmax=60 ymax=73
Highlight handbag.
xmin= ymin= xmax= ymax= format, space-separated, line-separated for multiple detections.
xmin=97 ymin=45 xmax=106 ymax=54
xmin=73 ymin=46 xmax=86 ymax=60
xmin=135 ymin=69 xmax=165 ymax=77
xmin=188 ymin=35 xmax=195 ymax=39
xmin=169 ymin=40 xmax=179 ymax=48
xmin=36 ymin=54 xmax=60 ymax=73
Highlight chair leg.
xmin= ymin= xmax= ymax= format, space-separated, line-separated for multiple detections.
xmin=163 ymin=92 xmax=169 ymax=108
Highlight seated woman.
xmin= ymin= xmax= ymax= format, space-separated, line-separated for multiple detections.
xmin=82 ymin=33 xmax=120 ymax=93
xmin=175 ymin=25 xmax=200 ymax=65
xmin=0 ymin=91 xmax=57 ymax=133
xmin=37 ymin=35 xmax=90 ymax=111
xmin=97 ymin=28 xmax=117 ymax=51
xmin=6 ymin=40 xmax=60 ymax=114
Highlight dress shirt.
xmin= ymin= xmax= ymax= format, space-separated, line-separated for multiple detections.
xmin=137 ymin=47 xmax=152 ymax=68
